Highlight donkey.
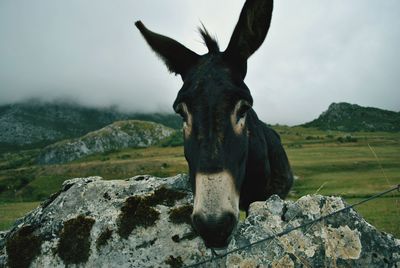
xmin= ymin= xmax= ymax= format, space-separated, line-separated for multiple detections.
xmin=135 ymin=0 xmax=293 ymax=248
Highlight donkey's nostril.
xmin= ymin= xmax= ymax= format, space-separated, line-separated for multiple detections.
xmin=224 ymin=213 xmax=235 ymax=229
xmin=192 ymin=214 xmax=203 ymax=228
xmin=191 ymin=212 xmax=237 ymax=248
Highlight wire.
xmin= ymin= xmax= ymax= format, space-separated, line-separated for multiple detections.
xmin=184 ymin=184 xmax=400 ymax=268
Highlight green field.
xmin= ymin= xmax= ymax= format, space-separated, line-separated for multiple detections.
xmin=0 ymin=126 xmax=399 ymax=237
xmin=0 ymin=201 xmax=40 ymax=230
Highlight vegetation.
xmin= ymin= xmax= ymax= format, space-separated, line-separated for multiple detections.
xmin=0 ymin=126 xmax=399 ymax=238
xmin=0 ymin=202 xmax=40 ymax=230
xmin=165 ymin=255 xmax=184 ymax=268
xmin=96 ymin=228 xmax=113 ymax=249
xmin=160 ymin=130 xmax=184 ymax=147
xmin=6 ymin=225 xmax=42 ymax=268
xmin=37 ymin=120 xmax=175 ymax=164
xmin=57 ymin=215 xmax=95 ymax=264
xmin=303 ymin=102 xmax=400 ymax=132
xmin=117 ymin=196 xmax=160 ymax=238
xmin=117 ymin=187 xmax=187 ymax=238
xmin=169 ymin=205 xmax=193 ymax=225
xmin=0 ymin=100 xmax=182 ymax=153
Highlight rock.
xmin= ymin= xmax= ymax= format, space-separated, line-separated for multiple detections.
xmin=228 ymin=195 xmax=400 ymax=267
xmin=302 ymin=102 xmax=400 ymax=132
xmin=0 ymin=175 xmax=398 ymax=268
xmin=0 ymin=100 xmax=182 ymax=151
xmin=37 ymin=120 xmax=175 ymax=164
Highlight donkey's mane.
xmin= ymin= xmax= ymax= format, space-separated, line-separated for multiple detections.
xmin=198 ymin=24 xmax=219 ymax=53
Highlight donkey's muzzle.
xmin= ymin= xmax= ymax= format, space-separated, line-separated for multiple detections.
xmin=192 ymin=212 xmax=237 ymax=248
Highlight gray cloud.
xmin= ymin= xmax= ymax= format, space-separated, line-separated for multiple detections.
xmin=0 ymin=0 xmax=399 ymax=125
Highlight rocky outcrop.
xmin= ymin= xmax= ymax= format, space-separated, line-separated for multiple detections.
xmin=228 ymin=195 xmax=400 ymax=267
xmin=0 ymin=100 xmax=181 ymax=152
xmin=37 ymin=120 xmax=175 ymax=164
xmin=0 ymin=101 xmax=131 ymax=150
xmin=302 ymin=102 xmax=400 ymax=132
xmin=0 ymin=175 xmax=398 ymax=267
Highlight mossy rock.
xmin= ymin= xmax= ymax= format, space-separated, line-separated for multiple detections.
xmin=57 ymin=215 xmax=95 ymax=265
xmin=145 ymin=187 xmax=187 ymax=207
xmin=117 ymin=196 xmax=160 ymax=238
xmin=96 ymin=228 xmax=113 ymax=249
xmin=117 ymin=187 xmax=187 ymax=238
xmin=165 ymin=255 xmax=184 ymax=268
xmin=6 ymin=225 xmax=42 ymax=268
xmin=169 ymin=205 xmax=193 ymax=225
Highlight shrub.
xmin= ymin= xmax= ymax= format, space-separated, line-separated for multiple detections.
xmin=337 ymin=135 xmax=358 ymax=143
xmin=160 ymin=131 xmax=183 ymax=147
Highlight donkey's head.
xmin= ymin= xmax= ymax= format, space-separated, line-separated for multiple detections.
xmin=136 ymin=0 xmax=273 ymax=248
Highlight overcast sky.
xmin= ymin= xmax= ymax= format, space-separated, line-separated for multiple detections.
xmin=0 ymin=0 xmax=399 ymax=125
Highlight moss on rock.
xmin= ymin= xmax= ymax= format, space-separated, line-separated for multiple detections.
xmin=6 ymin=225 xmax=42 ymax=268
xmin=169 ymin=205 xmax=193 ymax=225
xmin=165 ymin=255 xmax=183 ymax=268
xmin=57 ymin=215 xmax=95 ymax=265
xmin=145 ymin=186 xmax=187 ymax=207
xmin=117 ymin=196 xmax=160 ymax=238
xmin=117 ymin=187 xmax=187 ymax=238
xmin=96 ymin=228 xmax=113 ymax=249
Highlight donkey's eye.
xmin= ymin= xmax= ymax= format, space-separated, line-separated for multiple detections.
xmin=178 ymin=110 xmax=188 ymax=122
xmin=236 ymin=104 xmax=250 ymax=123
xmin=175 ymin=103 xmax=192 ymax=136
xmin=231 ymin=100 xmax=251 ymax=134
xmin=175 ymin=103 xmax=188 ymax=122
xmin=236 ymin=101 xmax=251 ymax=123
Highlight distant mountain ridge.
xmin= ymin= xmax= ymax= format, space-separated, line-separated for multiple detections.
xmin=303 ymin=102 xmax=400 ymax=132
xmin=0 ymin=100 xmax=181 ymax=152
xmin=37 ymin=120 xmax=175 ymax=164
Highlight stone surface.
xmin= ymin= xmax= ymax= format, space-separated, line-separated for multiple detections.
xmin=0 ymin=100 xmax=182 ymax=150
xmin=37 ymin=120 xmax=175 ymax=164
xmin=0 ymin=175 xmax=398 ymax=268
xmin=302 ymin=102 xmax=400 ymax=132
xmin=228 ymin=195 xmax=400 ymax=267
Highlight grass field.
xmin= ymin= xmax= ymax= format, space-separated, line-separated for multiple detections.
xmin=0 ymin=126 xmax=399 ymax=237
xmin=0 ymin=201 xmax=40 ymax=230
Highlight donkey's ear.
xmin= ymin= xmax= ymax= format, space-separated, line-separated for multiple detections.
xmin=135 ymin=21 xmax=200 ymax=79
xmin=224 ymin=0 xmax=273 ymax=78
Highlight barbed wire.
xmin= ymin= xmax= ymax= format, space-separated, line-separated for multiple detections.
xmin=184 ymin=184 xmax=400 ymax=268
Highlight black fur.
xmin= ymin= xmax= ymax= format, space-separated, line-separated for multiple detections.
xmin=135 ymin=21 xmax=200 ymax=78
xmin=136 ymin=0 xmax=293 ymax=240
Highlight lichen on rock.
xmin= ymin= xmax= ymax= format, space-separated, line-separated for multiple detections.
xmin=278 ymin=230 xmax=318 ymax=258
xmin=321 ymin=225 xmax=362 ymax=260
xmin=271 ymin=254 xmax=295 ymax=268
xmin=229 ymin=194 xmax=399 ymax=267
xmin=0 ymin=175 xmax=399 ymax=267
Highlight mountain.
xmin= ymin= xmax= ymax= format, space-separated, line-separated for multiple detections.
xmin=0 ymin=100 xmax=181 ymax=152
xmin=37 ymin=120 xmax=175 ymax=164
xmin=302 ymin=102 xmax=400 ymax=132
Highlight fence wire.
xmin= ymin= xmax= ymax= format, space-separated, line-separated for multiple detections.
xmin=184 ymin=184 xmax=400 ymax=268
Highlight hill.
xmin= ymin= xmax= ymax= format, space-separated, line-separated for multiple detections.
xmin=37 ymin=120 xmax=175 ymax=164
xmin=0 ymin=100 xmax=181 ymax=152
xmin=302 ymin=102 xmax=400 ymax=132
xmin=0 ymin=126 xmax=399 ymax=237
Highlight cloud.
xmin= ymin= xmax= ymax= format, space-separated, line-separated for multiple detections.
xmin=0 ymin=0 xmax=399 ymax=125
